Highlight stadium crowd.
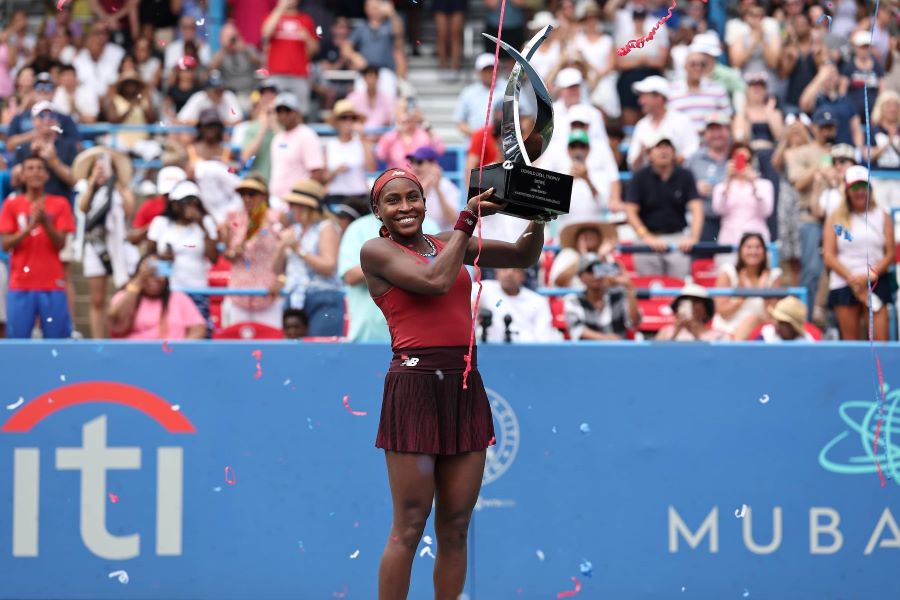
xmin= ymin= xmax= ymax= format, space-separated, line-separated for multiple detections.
xmin=0 ymin=0 xmax=897 ymax=343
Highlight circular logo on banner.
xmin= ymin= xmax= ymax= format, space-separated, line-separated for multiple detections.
xmin=483 ymin=388 xmax=520 ymax=486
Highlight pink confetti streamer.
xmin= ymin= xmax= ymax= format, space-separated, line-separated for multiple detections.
xmin=252 ymin=350 xmax=263 ymax=379
xmin=617 ymin=0 xmax=706 ymax=56
xmin=108 ymin=493 xmax=119 ymax=503
xmin=255 ymin=68 xmax=270 ymax=78
xmin=251 ymin=349 xmax=262 ymax=361
xmin=556 ymin=576 xmax=582 ymax=598
xmin=342 ymin=395 xmax=367 ymax=416
xmin=162 ymin=341 xmax=173 ymax=353
xmin=225 ymin=466 xmax=236 ymax=485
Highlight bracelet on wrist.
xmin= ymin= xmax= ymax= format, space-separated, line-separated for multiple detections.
xmin=454 ymin=209 xmax=478 ymax=236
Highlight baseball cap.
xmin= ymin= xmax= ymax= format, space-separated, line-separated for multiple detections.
xmin=35 ymin=72 xmax=55 ymax=91
xmin=206 ymin=70 xmax=225 ymax=88
xmin=704 ymin=112 xmax=731 ymax=128
xmin=474 ymin=53 xmax=495 ymax=72
xmin=632 ymin=75 xmax=670 ymax=98
xmin=198 ymin=107 xmax=223 ymax=127
xmin=645 ymin=131 xmax=674 ymax=149
xmin=568 ymin=104 xmax=595 ymax=126
xmin=169 ymin=180 xmax=202 ymax=202
xmin=568 ymin=129 xmax=591 ymax=146
xmin=830 ymin=144 xmax=857 ymax=161
xmin=852 ymin=30 xmax=872 ymax=47
xmin=844 ymin=165 xmax=869 ymax=186
xmin=31 ymin=100 xmax=56 ymax=118
xmin=157 ymin=166 xmax=187 ymax=196
xmin=743 ymin=71 xmax=769 ymax=84
xmin=257 ymin=78 xmax=279 ymax=93
xmin=406 ymin=146 xmax=441 ymax=162
xmin=812 ymin=107 xmax=837 ymax=127
xmin=556 ymin=67 xmax=584 ymax=89
xmin=275 ymin=92 xmax=300 ymax=112
xmin=688 ymin=32 xmax=722 ymax=57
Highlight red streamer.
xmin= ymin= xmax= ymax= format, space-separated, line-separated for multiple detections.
xmin=162 ymin=341 xmax=173 ymax=353
xmin=616 ymin=0 xmax=707 ymax=57
xmin=556 ymin=576 xmax=582 ymax=598
xmin=463 ymin=0 xmax=507 ymax=389
xmin=342 ymin=395 xmax=367 ymax=417
xmin=225 ymin=466 xmax=237 ymax=485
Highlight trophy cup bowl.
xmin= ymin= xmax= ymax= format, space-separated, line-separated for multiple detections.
xmin=468 ymin=26 xmax=573 ymax=221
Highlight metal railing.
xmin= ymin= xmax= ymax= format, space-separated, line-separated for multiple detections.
xmin=541 ymin=241 xmax=782 ymax=266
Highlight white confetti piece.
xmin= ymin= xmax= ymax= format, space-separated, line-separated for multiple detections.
xmin=743 ymin=589 xmax=750 ymax=598
xmin=60 ymin=375 xmax=66 ymax=382
xmin=435 ymin=369 xmax=444 ymax=380
xmin=759 ymin=394 xmax=770 ymax=404
xmin=171 ymin=404 xmax=181 ymax=411
xmin=315 ymin=25 xmax=323 ymax=37
xmin=195 ymin=17 xmax=205 ymax=26
xmin=551 ymin=426 xmax=557 ymax=434
xmin=51 ymin=125 xmax=63 ymax=134
xmin=283 ymin=379 xmax=291 ymax=386
xmin=349 ymin=549 xmax=360 ymax=559
xmin=419 ymin=546 xmax=435 ymax=559
xmin=579 ymin=423 xmax=591 ymax=434
xmin=6 ymin=397 xmax=24 ymax=410
xmin=46 ymin=317 xmax=53 ymax=323
xmin=422 ymin=535 xmax=433 ymax=545
xmin=536 ymin=549 xmax=545 ymax=561
xmin=51 ymin=349 xmax=58 ymax=358
xmin=735 ymin=504 xmax=747 ymax=518
xmin=23 ymin=266 xmax=30 ymax=273
xmin=681 ymin=586 xmax=686 ymax=592
xmin=108 ymin=570 xmax=129 ymax=584
xmin=579 ymin=559 xmax=593 ymax=576
xmin=212 ymin=486 xmax=222 ymax=492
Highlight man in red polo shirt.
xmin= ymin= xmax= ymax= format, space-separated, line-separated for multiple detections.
xmin=0 ymin=155 xmax=75 ymax=338
xmin=261 ymin=0 xmax=319 ymax=117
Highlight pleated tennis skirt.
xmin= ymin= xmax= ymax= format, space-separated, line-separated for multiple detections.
xmin=375 ymin=346 xmax=495 ymax=455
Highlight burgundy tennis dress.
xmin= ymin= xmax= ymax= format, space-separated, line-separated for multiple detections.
xmin=373 ymin=235 xmax=495 ymax=455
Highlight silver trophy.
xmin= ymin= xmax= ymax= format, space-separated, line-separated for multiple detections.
xmin=469 ymin=26 xmax=573 ymax=220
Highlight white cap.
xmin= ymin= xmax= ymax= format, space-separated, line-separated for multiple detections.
xmin=567 ymin=104 xmax=595 ymax=125
xmin=645 ymin=131 xmax=675 ymax=149
xmin=852 ymin=30 xmax=872 ymax=47
xmin=169 ymin=180 xmax=202 ymax=202
xmin=556 ymin=67 xmax=584 ymax=89
xmin=632 ymin=75 xmax=671 ymax=98
xmin=845 ymin=165 xmax=869 ymax=186
xmin=31 ymin=100 xmax=56 ymax=118
xmin=157 ymin=166 xmax=187 ymax=196
xmin=138 ymin=179 xmax=158 ymax=197
xmin=527 ymin=11 xmax=557 ymax=31
xmin=688 ymin=32 xmax=722 ymax=57
xmin=474 ymin=53 xmax=495 ymax=72
xmin=274 ymin=92 xmax=300 ymax=112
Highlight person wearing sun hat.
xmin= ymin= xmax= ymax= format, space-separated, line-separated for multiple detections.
xmin=274 ymin=178 xmax=345 ymax=336
xmin=823 ymin=165 xmax=896 ymax=341
xmin=323 ymin=99 xmax=373 ymax=218
xmin=104 ymin=71 xmax=156 ymax=151
xmin=753 ymin=296 xmax=814 ymax=342
xmin=656 ymin=283 xmax=729 ymax=341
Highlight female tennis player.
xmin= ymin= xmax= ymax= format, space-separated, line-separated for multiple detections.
xmin=361 ymin=168 xmax=547 ymax=599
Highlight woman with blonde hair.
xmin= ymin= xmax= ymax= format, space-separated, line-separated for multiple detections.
xmin=867 ymin=89 xmax=900 ymax=206
xmin=273 ymin=179 xmax=344 ymax=336
xmin=772 ymin=113 xmax=813 ymax=284
xmin=823 ymin=166 xmax=895 ymax=340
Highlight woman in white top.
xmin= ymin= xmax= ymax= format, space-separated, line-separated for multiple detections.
xmin=73 ymin=147 xmax=138 ymax=339
xmin=823 ymin=166 xmax=896 ymax=341
xmin=323 ymin=99 xmax=375 ymax=213
xmin=711 ymin=233 xmax=783 ymax=340
xmin=573 ymin=1 xmax=620 ymax=120
xmin=524 ymin=12 xmax=562 ymax=82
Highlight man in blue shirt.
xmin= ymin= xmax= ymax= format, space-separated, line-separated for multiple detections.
xmin=6 ymin=73 xmax=79 ymax=149
xmin=453 ymin=53 xmax=503 ymax=137
xmin=11 ymin=102 xmax=78 ymax=201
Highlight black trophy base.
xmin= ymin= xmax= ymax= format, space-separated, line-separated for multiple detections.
xmin=468 ymin=162 xmax=573 ymax=220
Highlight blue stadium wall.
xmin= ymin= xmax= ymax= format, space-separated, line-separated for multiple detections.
xmin=1 ymin=341 xmax=899 ymax=599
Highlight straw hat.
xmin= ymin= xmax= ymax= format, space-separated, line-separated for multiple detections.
xmin=72 ymin=146 xmax=133 ymax=183
xmin=235 ymin=174 xmax=269 ymax=195
xmin=558 ymin=218 xmax=616 ymax=249
xmin=115 ymin=70 xmax=143 ymax=93
xmin=670 ymin=283 xmax=714 ymax=321
xmin=768 ymin=296 xmax=807 ymax=336
xmin=327 ymin=99 xmax=363 ymax=126
xmin=283 ymin=179 xmax=326 ymax=209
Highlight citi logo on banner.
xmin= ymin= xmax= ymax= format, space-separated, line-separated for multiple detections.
xmin=2 ymin=382 xmax=195 ymax=560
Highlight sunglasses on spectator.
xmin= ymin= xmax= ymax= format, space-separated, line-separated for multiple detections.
xmin=337 ymin=114 xmax=358 ymax=121
xmin=848 ymin=182 xmax=868 ymax=191
xmin=410 ymin=158 xmax=434 ymax=166
xmin=239 ymin=189 xmax=265 ymax=197
xmin=35 ymin=83 xmax=54 ymax=92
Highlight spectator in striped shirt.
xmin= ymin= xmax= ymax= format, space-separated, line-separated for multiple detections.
xmin=668 ymin=44 xmax=732 ymax=135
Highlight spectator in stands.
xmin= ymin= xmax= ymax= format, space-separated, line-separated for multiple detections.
xmin=269 ymin=91 xmax=326 ymax=197
xmin=753 ymin=295 xmax=815 ymax=342
xmin=342 ymin=0 xmax=407 ymax=87
xmin=463 ymin=106 xmax=502 ymax=191
xmin=322 ymin=99 xmax=373 ymax=211
xmin=210 ymin=22 xmax=263 ymax=112
xmin=261 ymin=0 xmax=319 ymax=116
xmin=0 ymin=155 xmax=75 ymax=339
xmin=627 ymin=76 xmax=699 ymax=170
xmin=73 ymin=25 xmax=126 ymax=103
xmin=772 ymin=113 xmax=812 ymax=286
xmin=522 ymin=11 xmax=560 ymax=81
xmin=107 ymin=254 xmax=207 ymax=340
xmin=186 ymin=108 xmax=231 ymax=176
xmin=668 ymin=42 xmax=732 ymax=134
xmin=564 ymin=252 xmax=640 ymax=341
xmin=164 ymin=58 xmax=204 ymax=120
xmin=478 ymin=268 xmax=560 ymax=342
xmin=52 ymin=64 xmax=99 ymax=124
xmin=132 ymin=36 xmax=162 ymax=92
xmin=104 ymin=70 xmax=158 ymax=153
xmin=147 ymin=180 xmax=219 ymax=330
xmin=624 ymin=133 xmax=703 ymax=278
xmin=6 ymin=10 xmax=35 ymax=75
xmin=686 ymin=113 xmax=731 ymax=246
xmin=282 ymin=307 xmax=309 ymax=339
xmin=799 ymin=63 xmax=863 ymax=147
xmin=573 ymin=2 xmax=619 ymax=120
xmin=727 ymin=2 xmax=781 ymax=87
xmin=656 ymin=284 xmax=727 ymax=341
xmin=0 ymin=31 xmax=15 ymax=100
xmin=129 ymin=166 xmax=186 ymax=248
xmin=454 ymin=53 xmax=500 ymax=138
xmin=711 ymin=143 xmax=775 ymax=263
xmin=433 ymin=0 xmax=465 ymax=80
xmin=11 ymin=102 xmax=78 ymax=201
xmin=407 ymin=146 xmax=459 ymax=230
xmin=549 ymin=218 xmax=615 ymax=290
xmin=375 ymin=98 xmax=445 ymax=168
xmin=346 ymin=65 xmax=395 ymax=129
xmin=91 ymin=0 xmax=140 ymax=44
xmin=164 ymin=15 xmax=211 ymax=74
xmin=222 ymin=174 xmax=283 ymax=328
xmin=786 ymin=106 xmax=836 ymax=319
xmin=823 ymin=166 xmax=895 ymax=341
xmin=275 ymin=179 xmax=344 ymax=336
xmin=310 ymin=16 xmax=356 ymax=110
xmin=816 ymin=144 xmax=859 ymax=216
xmin=613 ymin=0 xmax=670 ymax=126
xmin=177 ymin=70 xmax=242 ymax=126
xmin=73 ymin=147 xmax=138 ymax=339
xmin=711 ymin=232 xmax=783 ymax=340
xmin=544 ymin=130 xmax=613 ymax=230
xmin=733 ymin=71 xmax=783 ymax=185
xmin=8 ymin=72 xmax=79 ymax=147
xmin=2 ymin=67 xmax=33 ymax=126
xmin=235 ymin=78 xmax=279 ymax=182
xmin=43 ymin=2 xmax=84 ymax=46
xmin=779 ymin=13 xmax=820 ymax=112
xmin=868 ymin=90 xmax=900 ymax=204
xmin=840 ymin=31 xmax=885 ymax=120
xmin=484 ymin=0 xmax=525 ymax=55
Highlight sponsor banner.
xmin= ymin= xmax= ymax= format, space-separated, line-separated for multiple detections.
xmin=0 ymin=342 xmax=898 ymax=599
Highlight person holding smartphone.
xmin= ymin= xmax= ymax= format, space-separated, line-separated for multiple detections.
xmin=656 ymin=283 xmax=728 ymax=341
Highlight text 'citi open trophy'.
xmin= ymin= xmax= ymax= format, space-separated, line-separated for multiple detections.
xmin=468 ymin=26 xmax=573 ymax=220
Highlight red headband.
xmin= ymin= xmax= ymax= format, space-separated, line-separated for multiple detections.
xmin=370 ymin=168 xmax=424 ymax=211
